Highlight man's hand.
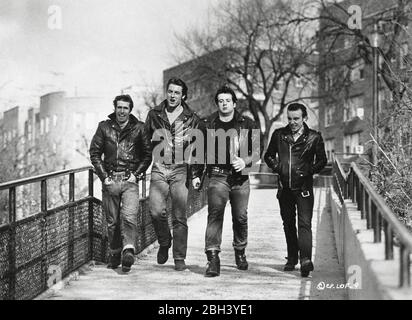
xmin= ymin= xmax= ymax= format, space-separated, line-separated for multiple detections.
xmin=232 ymin=156 xmax=246 ymax=172
xmin=104 ymin=177 xmax=113 ymax=185
xmin=127 ymin=173 xmax=137 ymax=184
xmin=192 ymin=177 xmax=201 ymax=190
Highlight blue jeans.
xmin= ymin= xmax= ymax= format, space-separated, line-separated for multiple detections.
xmin=149 ymin=163 xmax=188 ymax=260
xmin=277 ymin=188 xmax=314 ymax=263
xmin=102 ymin=180 xmax=139 ymax=254
xmin=205 ymin=173 xmax=250 ymax=252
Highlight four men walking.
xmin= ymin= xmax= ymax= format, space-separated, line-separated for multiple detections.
xmin=90 ymin=80 xmax=326 ymax=278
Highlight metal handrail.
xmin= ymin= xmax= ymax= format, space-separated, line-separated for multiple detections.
xmin=333 ymin=158 xmax=412 ymax=288
xmin=0 ymin=166 xmax=93 ymax=190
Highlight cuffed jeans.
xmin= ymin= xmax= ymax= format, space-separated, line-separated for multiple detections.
xmin=102 ymin=181 xmax=139 ymax=255
xmin=149 ymin=163 xmax=188 ymax=260
xmin=277 ymin=188 xmax=314 ymax=263
xmin=205 ymin=173 xmax=250 ymax=252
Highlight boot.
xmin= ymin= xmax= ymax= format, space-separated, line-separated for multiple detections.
xmin=205 ymin=250 xmax=220 ymax=277
xmin=234 ymin=249 xmax=248 ymax=270
xmin=121 ymin=249 xmax=135 ymax=273
xmin=107 ymin=252 xmax=121 ymax=269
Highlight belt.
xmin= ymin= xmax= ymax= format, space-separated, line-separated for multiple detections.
xmin=210 ymin=166 xmax=233 ymax=175
xmin=109 ymin=171 xmax=129 ymax=181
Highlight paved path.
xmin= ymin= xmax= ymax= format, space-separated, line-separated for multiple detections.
xmin=39 ymin=188 xmax=347 ymax=300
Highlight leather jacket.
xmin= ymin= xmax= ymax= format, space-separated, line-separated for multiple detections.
xmin=144 ymin=100 xmax=201 ymax=166
xmin=193 ymin=111 xmax=263 ymax=179
xmin=264 ymin=123 xmax=327 ymax=190
xmin=89 ymin=113 xmax=152 ymax=182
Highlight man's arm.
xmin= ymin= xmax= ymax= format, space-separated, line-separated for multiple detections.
xmin=89 ymin=123 xmax=108 ymax=182
xmin=312 ymin=133 xmax=327 ymax=174
xmin=133 ymin=125 xmax=153 ymax=177
xmin=264 ymin=130 xmax=280 ymax=173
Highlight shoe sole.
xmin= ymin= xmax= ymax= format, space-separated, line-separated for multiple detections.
xmin=284 ymin=267 xmax=296 ymax=271
xmin=237 ymin=265 xmax=248 ymax=271
xmin=205 ymin=272 xmax=220 ymax=277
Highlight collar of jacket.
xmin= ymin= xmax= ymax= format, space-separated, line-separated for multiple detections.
xmin=208 ymin=110 xmax=246 ymax=127
xmin=281 ymin=122 xmax=310 ymax=144
xmin=108 ymin=113 xmax=139 ymax=131
xmin=153 ymin=100 xmax=194 ymax=119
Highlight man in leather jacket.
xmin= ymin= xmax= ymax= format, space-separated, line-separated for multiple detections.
xmin=89 ymin=94 xmax=152 ymax=272
xmin=264 ymin=103 xmax=327 ymax=277
xmin=194 ymin=85 xmax=261 ymax=277
xmin=145 ymin=78 xmax=201 ymax=271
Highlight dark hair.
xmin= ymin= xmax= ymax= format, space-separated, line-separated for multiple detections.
xmin=214 ymin=85 xmax=238 ymax=105
xmin=113 ymin=94 xmax=134 ymax=111
xmin=287 ymin=102 xmax=308 ymax=118
xmin=166 ymin=78 xmax=188 ymax=101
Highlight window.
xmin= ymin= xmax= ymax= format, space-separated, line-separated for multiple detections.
xmin=344 ymin=96 xmax=364 ymax=122
xmin=45 ymin=116 xmax=50 ymax=133
xmin=350 ymin=60 xmax=365 ymax=81
xmin=343 ymin=133 xmax=362 ymax=158
xmin=325 ymin=106 xmax=334 ymax=127
xmin=53 ymin=143 xmax=57 ymax=154
xmin=28 ymin=123 xmax=32 ymax=141
xmin=40 ymin=119 xmax=45 ymax=135
xmin=400 ymin=43 xmax=409 ymax=69
xmin=53 ymin=114 xmax=58 ymax=127
xmin=325 ymin=139 xmax=335 ymax=162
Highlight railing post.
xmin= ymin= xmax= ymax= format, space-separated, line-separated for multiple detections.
xmin=41 ymin=179 xmax=47 ymax=212
xmin=383 ymin=220 xmax=394 ymax=260
xmin=399 ymin=244 xmax=411 ymax=288
xmin=373 ymin=207 xmax=382 ymax=243
xmin=88 ymin=169 xmax=94 ymax=260
xmin=361 ymin=186 xmax=366 ymax=220
xmin=8 ymin=187 xmax=16 ymax=300
xmin=88 ymin=169 xmax=94 ymax=197
xmin=68 ymin=173 xmax=75 ymax=271
xmin=366 ymin=195 xmax=372 ymax=229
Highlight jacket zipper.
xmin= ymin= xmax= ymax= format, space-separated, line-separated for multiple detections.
xmin=116 ymin=132 xmax=119 ymax=169
xmin=289 ymin=144 xmax=292 ymax=189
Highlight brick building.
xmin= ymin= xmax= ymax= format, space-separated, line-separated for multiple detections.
xmin=317 ymin=0 xmax=411 ymax=163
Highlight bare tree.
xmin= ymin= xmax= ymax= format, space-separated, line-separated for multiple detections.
xmin=175 ymin=0 xmax=320 ymax=146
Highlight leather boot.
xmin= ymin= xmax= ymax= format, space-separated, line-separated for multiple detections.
xmin=234 ymin=249 xmax=248 ymax=270
xmin=205 ymin=250 xmax=220 ymax=277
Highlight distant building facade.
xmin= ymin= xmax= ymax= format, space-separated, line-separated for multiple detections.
xmin=317 ymin=0 xmax=412 ymax=163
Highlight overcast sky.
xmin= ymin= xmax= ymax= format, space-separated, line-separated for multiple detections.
xmin=0 ymin=0 xmax=216 ymax=114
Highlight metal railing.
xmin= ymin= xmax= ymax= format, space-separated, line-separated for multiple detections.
xmin=0 ymin=166 xmax=208 ymax=300
xmin=0 ymin=166 xmax=102 ymax=300
xmin=332 ymin=159 xmax=412 ymax=288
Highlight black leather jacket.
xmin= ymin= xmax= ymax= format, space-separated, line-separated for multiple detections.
xmin=145 ymin=100 xmax=200 ymax=166
xmin=89 ymin=113 xmax=152 ymax=182
xmin=264 ymin=123 xmax=327 ymax=190
xmin=194 ymin=111 xmax=263 ymax=179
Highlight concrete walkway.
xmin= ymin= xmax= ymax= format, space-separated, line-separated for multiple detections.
xmin=39 ymin=187 xmax=347 ymax=300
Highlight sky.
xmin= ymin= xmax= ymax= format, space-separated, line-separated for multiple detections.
xmin=0 ymin=0 xmax=217 ymax=114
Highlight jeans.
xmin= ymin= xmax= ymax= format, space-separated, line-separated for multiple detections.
xmin=277 ymin=188 xmax=314 ymax=263
xmin=149 ymin=163 xmax=188 ymax=260
xmin=102 ymin=180 xmax=139 ymax=254
xmin=205 ymin=173 xmax=250 ymax=252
